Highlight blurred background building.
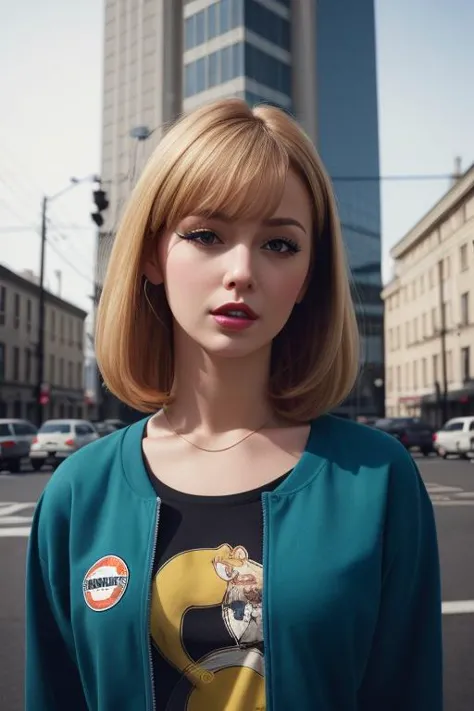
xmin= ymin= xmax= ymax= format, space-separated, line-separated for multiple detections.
xmin=382 ymin=163 xmax=474 ymax=427
xmin=96 ymin=0 xmax=383 ymax=420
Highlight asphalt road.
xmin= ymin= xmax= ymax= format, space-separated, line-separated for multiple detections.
xmin=1 ymin=456 xmax=473 ymax=710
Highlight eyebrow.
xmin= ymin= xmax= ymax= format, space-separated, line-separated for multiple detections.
xmin=191 ymin=212 xmax=307 ymax=234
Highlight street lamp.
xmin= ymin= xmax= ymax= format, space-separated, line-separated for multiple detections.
xmin=35 ymin=174 xmax=103 ymax=425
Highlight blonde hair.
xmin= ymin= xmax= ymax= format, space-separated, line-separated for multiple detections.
xmin=96 ymin=99 xmax=359 ymax=422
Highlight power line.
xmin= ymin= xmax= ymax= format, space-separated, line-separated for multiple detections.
xmin=45 ymin=237 xmax=92 ymax=284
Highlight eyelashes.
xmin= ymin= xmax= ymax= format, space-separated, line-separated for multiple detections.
xmin=176 ymin=228 xmax=301 ymax=255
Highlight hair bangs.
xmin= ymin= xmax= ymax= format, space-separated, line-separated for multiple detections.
xmin=158 ymin=119 xmax=290 ymax=229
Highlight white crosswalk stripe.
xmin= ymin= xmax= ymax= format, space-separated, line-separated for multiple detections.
xmin=0 ymin=502 xmax=35 ymax=537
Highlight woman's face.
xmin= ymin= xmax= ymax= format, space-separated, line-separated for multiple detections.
xmin=145 ymin=169 xmax=313 ymax=359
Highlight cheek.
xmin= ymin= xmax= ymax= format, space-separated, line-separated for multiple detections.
xmin=267 ymin=262 xmax=309 ymax=309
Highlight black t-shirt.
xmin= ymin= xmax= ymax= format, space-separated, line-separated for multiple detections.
xmin=146 ymin=461 xmax=290 ymax=711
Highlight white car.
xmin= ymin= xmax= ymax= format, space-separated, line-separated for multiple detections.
xmin=30 ymin=419 xmax=99 ymax=471
xmin=433 ymin=416 xmax=474 ymax=459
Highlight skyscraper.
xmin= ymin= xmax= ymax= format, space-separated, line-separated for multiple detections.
xmin=97 ymin=0 xmax=383 ymax=419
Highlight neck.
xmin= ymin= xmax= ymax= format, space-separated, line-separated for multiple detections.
xmin=167 ymin=330 xmax=274 ymax=435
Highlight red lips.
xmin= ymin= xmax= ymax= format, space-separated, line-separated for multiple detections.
xmin=211 ymin=302 xmax=258 ymax=320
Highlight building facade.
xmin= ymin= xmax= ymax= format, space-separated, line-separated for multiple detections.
xmin=0 ymin=265 xmax=87 ymax=424
xmin=382 ymin=165 xmax=474 ymax=427
xmin=98 ymin=0 xmax=383 ymax=419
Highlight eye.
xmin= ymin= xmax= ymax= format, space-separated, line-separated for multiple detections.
xmin=176 ymin=228 xmax=221 ymax=246
xmin=262 ymin=238 xmax=301 ymax=255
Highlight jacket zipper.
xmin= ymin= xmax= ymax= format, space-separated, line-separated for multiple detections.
xmin=261 ymin=492 xmax=273 ymax=711
xmin=147 ymin=498 xmax=161 ymax=711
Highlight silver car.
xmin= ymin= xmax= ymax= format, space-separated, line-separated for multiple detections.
xmin=0 ymin=419 xmax=38 ymax=473
xmin=29 ymin=419 xmax=99 ymax=471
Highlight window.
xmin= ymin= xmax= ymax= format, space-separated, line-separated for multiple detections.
xmin=77 ymin=362 xmax=83 ymax=389
xmin=68 ymin=361 xmax=73 ymax=388
xmin=51 ymin=309 xmax=56 ymax=341
xmin=405 ymin=363 xmax=410 ymax=391
xmin=445 ymin=256 xmax=451 ymax=279
xmin=245 ymin=43 xmax=291 ymax=96
xmin=432 ymin=354 xmax=439 ymax=383
xmin=184 ymin=14 xmax=195 ymax=50
xmin=208 ymin=51 xmax=220 ymax=87
xmin=25 ymin=348 xmax=32 ymax=384
xmin=0 ymin=342 xmax=5 ymax=381
xmin=39 ymin=422 xmax=71 ymax=434
xmin=413 ymin=317 xmax=418 ymax=342
xmin=405 ymin=322 xmax=410 ymax=345
xmin=431 ymin=307 xmax=437 ymax=333
xmin=413 ymin=360 xmax=418 ymax=389
xmin=13 ymin=346 xmax=20 ymax=381
xmin=422 ymin=358 xmax=428 ymax=387
xmin=77 ymin=321 xmax=83 ymax=349
xmin=0 ymin=285 xmax=5 ymax=325
xmin=422 ymin=312 xmax=427 ymax=338
xmin=221 ymin=45 xmax=232 ymax=82
xmin=59 ymin=358 xmax=64 ymax=387
xmin=195 ymin=9 xmax=205 ymax=45
xmin=60 ymin=314 xmax=64 ymax=344
xmin=184 ymin=62 xmax=196 ymax=98
xmin=26 ymin=299 xmax=32 ymax=333
xmin=461 ymin=292 xmax=469 ymax=326
xmin=245 ymin=0 xmax=291 ymax=50
xmin=14 ymin=293 xmax=20 ymax=329
xmin=442 ymin=421 xmax=464 ymax=432
xmin=397 ymin=326 xmax=401 ymax=349
xmin=13 ymin=422 xmax=36 ymax=436
xmin=232 ymin=42 xmax=244 ymax=78
xmin=460 ymin=243 xmax=468 ymax=271
xmin=231 ymin=0 xmax=244 ymax=27
xmin=461 ymin=346 xmax=471 ymax=382
xmin=387 ymin=367 xmax=393 ymax=393
xmin=208 ymin=2 xmax=218 ymax=39
xmin=50 ymin=354 xmax=55 ymax=385
xmin=195 ymin=57 xmax=206 ymax=93
xmin=420 ymin=274 xmax=425 ymax=294
xmin=396 ymin=366 xmax=401 ymax=392
xmin=69 ymin=318 xmax=74 ymax=345
xmin=220 ymin=0 xmax=230 ymax=34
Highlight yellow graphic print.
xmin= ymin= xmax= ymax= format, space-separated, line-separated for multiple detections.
xmin=150 ymin=544 xmax=265 ymax=711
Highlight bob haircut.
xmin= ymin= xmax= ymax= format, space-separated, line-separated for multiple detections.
xmin=96 ymin=98 xmax=360 ymax=422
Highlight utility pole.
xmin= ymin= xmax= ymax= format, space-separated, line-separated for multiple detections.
xmin=438 ymin=259 xmax=448 ymax=425
xmin=34 ymin=175 xmax=107 ymax=427
xmin=35 ymin=196 xmax=48 ymax=426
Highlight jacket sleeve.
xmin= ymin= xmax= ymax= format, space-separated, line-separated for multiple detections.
xmin=25 ymin=484 xmax=88 ymax=711
xmin=358 ymin=448 xmax=443 ymax=710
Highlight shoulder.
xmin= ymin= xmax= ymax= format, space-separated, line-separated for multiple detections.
xmin=314 ymin=414 xmax=424 ymax=495
xmin=37 ymin=419 xmax=148 ymax=515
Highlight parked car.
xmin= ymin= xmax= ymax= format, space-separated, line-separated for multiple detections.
xmin=94 ymin=421 xmax=119 ymax=438
xmin=0 ymin=419 xmax=38 ymax=473
xmin=29 ymin=419 xmax=99 ymax=471
xmin=373 ymin=417 xmax=436 ymax=456
xmin=433 ymin=416 xmax=474 ymax=459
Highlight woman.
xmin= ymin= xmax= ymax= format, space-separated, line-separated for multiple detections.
xmin=26 ymin=99 xmax=442 ymax=711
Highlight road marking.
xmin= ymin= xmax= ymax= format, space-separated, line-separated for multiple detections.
xmin=442 ymin=601 xmax=474 ymax=615
xmin=426 ymin=482 xmax=474 ymax=506
xmin=0 ymin=527 xmax=31 ymax=537
xmin=0 ymin=502 xmax=35 ymax=537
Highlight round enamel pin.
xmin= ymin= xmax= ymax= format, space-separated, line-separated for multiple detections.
xmin=83 ymin=555 xmax=129 ymax=612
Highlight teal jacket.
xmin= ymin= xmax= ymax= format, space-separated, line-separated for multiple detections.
xmin=26 ymin=415 xmax=443 ymax=710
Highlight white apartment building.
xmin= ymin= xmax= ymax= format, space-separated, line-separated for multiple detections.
xmin=382 ymin=164 xmax=474 ymax=425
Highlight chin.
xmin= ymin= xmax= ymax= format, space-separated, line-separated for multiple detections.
xmin=199 ymin=335 xmax=267 ymax=360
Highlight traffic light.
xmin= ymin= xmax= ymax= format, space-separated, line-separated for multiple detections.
xmin=91 ymin=186 xmax=109 ymax=227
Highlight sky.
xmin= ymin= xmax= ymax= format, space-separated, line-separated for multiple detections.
xmin=0 ymin=0 xmax=473 ymax=318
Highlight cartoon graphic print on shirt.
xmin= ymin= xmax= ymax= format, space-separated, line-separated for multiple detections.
xmin=150 ymin=543 xmax=265 ymax=711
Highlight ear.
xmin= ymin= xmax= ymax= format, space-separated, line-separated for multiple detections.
xmin=143 ymin=258 xmax=163 ymax=286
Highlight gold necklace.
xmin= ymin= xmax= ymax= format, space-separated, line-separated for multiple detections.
xmin=162 ymin=408 xmax=270 ymax=453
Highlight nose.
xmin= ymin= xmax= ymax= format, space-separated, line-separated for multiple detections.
xmin=222 ymin=245 xmax=255 ymax=292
